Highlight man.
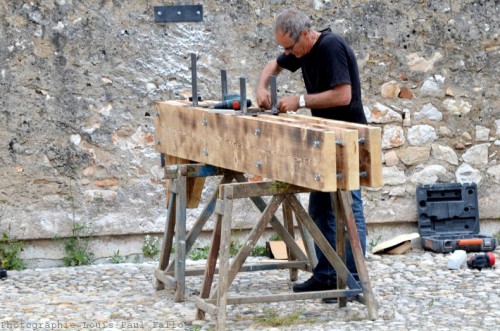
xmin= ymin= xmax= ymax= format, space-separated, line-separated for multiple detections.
xmin=256 ymin=9 xmax=367 ymax=302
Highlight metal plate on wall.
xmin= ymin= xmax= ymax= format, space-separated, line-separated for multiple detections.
xmin=154 ymin=5 xmax=203 ymax=23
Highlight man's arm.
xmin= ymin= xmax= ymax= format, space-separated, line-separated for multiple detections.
xmin=256 ymin=59 xmax=283 ymax=109
xmin=278 ymin=84 xmax=352 ymax=113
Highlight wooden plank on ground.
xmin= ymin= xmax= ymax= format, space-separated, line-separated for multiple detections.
xmin=154 ymin=101 xmax=340 ymax=192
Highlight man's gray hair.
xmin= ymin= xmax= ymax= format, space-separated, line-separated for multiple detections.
xmin=274 ymin=9 xmax=312 ymax=40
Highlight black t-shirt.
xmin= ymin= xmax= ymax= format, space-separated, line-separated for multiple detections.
xmin=277 ymin=28 xmax=366 ymax=125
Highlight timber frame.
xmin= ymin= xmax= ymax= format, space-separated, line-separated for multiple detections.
xmin=154 ymin=101 xmax=382 ymax=192
xmin=153 ymin=101 xmax=382 ymax=330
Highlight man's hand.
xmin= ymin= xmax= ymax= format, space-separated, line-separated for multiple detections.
xmin=278 ymin=95 xmax=300 ymax=113
xmin=256 ymin=87 xmax=271 ymax=110
xmin=256 ymin=60 xmax=283 ymax=110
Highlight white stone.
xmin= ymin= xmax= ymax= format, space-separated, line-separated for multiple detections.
xmin=414 ymin=103 xmax=443 ymax=121
xmin=475 ymin=126 xmax=490 ymax=142
xmin=150 ymin=165 xmax=165 ymax=180
xmin=431 ymin=144 xmax=459 ymax=165
xmin=382 ymin=166 xmax=406 ymax=185
xmin=407 ymin=52 xmax=443 ymax=72
xmin=384 ymin=150 xmax=399 ymax=166
xmin=439 ymin=126 xmax=452 ymax=137
xmin=313 ymin=0 xmax=325 ymax=10
xmin=389 ymin=187 xmax=406 ymax=197
xmin=100 ymin=103 xmax=112 ymax=117
xmin=367 ymin=102 xmax=403 ymax=124
xmin=403 ymin=109 xmax=412 ymax=127
xmin=494 ymin=119 xmax=500 ymax=138
xmin=382 ymin=125 xmax=405 ymax=149
xmin=102 ymin=77 xmax=112 ymax=85
xmin=461 ymin=143 xmax=490 ymax=167
xmin=435 ymin=75 xmax=445 ymax=84
xmin=381 ymin=80 xmax=401 ymax=98
xmin=84 ymin=190 xmax=118 ymax=202
xmin=363 ymin=105 xmax=371 ymax=120
xmin=407 ymin=125 xmax=437 ymax=146
xmin=146 ymin=82 xmax=157 ymax=91
xmin=455 ymin=163 xmax=482 ymax=184
xmin=410 ymin=165 xmax=453 ymax=185
xmin=419 ymin=77 xmax=443 ymax=97
xmin=52 ymin=21 xmax=65 ymax=31
xmin=442 ymin=99 xmax=472 ymax=116
xmin=462 ymin=131 xmax=472 ymax=142
xmin=70 ymin=134 xmax=81 ymax=145
xmin=396 ymin=147 xmax=431 ymax=166
xmin=487 ymin=165 xmax=500 ymax=183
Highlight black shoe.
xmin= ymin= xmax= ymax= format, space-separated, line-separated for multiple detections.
xmin=0 ymin=267 xmax=7 ymax=279
xmin=292 ymin=276 xmax=336 ymax=293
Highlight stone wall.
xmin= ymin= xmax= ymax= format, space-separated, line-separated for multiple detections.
xmin=0 ymin=0 xmax=498 ymax=266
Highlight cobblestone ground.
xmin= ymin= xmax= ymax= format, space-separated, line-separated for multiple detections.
xmin=2 ymin=249 xmax=499 ymax=331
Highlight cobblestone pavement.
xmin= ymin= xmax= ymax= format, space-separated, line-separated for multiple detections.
xmin=2 ymin=249 xmax=500 ymax=331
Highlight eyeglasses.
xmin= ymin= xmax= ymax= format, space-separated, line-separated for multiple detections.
xmin=278 ymin=35 xmax=300 ymax=52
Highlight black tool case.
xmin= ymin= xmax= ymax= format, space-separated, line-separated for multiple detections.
xmin=416 ymin=182 xmax=497 ymax=253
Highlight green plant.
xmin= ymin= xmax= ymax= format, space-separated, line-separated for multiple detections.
xmin=189 ymin=246 xmax=210 ymax=260
xmin=250 ymin=245 xmax=267 ymax=257
xmin=256 ymin=308 xmax=303 ymax=327
xmin=229 ymin=240 xmax=243 ymax=257
xmin=143 ymin=235 xmax=160 ymax=258
xmin=108 ymin=250 xmax=126 ymax=264
xmin=0 ymin=233 xmax=26 ymax=270
xmin=269 ymin=233 xmax=282 ymax=241
xmin=57 ymin=180 xmax=96 ymax=266
xmin=61 ymin=221 xmax=95 ymax=266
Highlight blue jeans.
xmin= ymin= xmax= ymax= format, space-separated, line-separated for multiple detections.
xmin=307 ymin=190 xmax=366 ymax=283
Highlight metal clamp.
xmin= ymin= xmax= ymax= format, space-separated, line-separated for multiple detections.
xmin=191 ymin=53 xmax=198 ymax=107
xmin=270 ymin=75 xmax=278 ymax=115
xmin=240 ymin=77 xmax=247 ymax=115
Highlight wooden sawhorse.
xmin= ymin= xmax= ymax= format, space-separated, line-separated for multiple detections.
xmin=194 ymin=180 xmax=378 ymax=330
xmin=154 ymin=163 xmax=315 ymax=302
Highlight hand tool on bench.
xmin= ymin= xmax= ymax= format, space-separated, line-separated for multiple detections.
xmin=188 ymin=54 xmax=278 ymax=116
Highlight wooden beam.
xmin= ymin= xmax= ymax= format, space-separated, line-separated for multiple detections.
xmin=164 ymin=155 xmax=206 ymax=208
xmin=154 ymin=269 xmax=177 ymax=289
xmin=154 ymin=101 xmax=339 ymax=191
xmin=221 ymin=180 xmax=313 ymax=199
xmin=195 ymin=297 xmax=218 ymax=317
xmin=278 ymin=113 xmax=383 ymax=187
xmin=250 ymin=114 xmax=360 ymax=190
xmin=204 ymin=289 xmax=362 ymax=305
xmin=164 ymin=261 xmax=309 ymax=277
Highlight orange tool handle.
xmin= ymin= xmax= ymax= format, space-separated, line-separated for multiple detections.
xmin=457 ymin=238 xmax=483 ymax=246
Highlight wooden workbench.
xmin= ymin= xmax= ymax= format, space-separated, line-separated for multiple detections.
xmin=153 ymin=100 xmax=382 ymax=330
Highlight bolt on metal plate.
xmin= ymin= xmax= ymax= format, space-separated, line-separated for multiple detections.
xmin=154 ymin=5 xmax=203 ymax=23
